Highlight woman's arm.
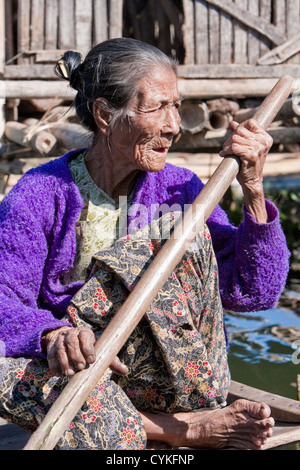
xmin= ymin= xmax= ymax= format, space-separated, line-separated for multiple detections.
xmin=219 ymin=119 xmax=273 ymax=224
xmin=0 ymin=179 xmax=72 ymax=358
xmin=205 ymin=119 xmax=290 ymax=311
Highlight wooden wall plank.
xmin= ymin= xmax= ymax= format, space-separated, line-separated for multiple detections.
xmin=195 ymin=0 xmax=208 ymax=64
xmin=248 ymin=0 xmax=260 ymax=64
xmin=4 ymin=0 xmax=14 ymax=63
xmin=273 ymin=0 xmax=287 ymax=36
xmin=182 ymin=0 xmax=195 ymax=64
xmin=93 ymin=0 xmax=108 ymax=45
xmin=286 ymin=0 xmax=300 ymax=64
xmin=17 ymin=0 xmax=31 ymax=64
xmin=233 ymin=0 xmax=248 ymax=64
xmin=259 ymin=0 xmax=272 ymax=56
xmin=31 ymin=0 xmax=45 ymax=51
xmin=208 ymin=4 xmax=220 ymax=64
xmin=109 ymin=0 xmax=123 ymax=39
xmin=75 ymin=0 xmax=93 ymax=56
xmin=58 ymin=0 xmax=75 ymax=50
xmin=45 ymin=0 xmax=58 ymax=50
xmin=220 ymin=9 xmax=232 ymax=64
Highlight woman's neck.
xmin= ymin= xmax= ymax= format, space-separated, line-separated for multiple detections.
xmin=84 ymin=141 xmax=140 ymax=202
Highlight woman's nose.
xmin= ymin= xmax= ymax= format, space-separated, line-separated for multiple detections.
xmin=163 ymin=107 xmax=181 ymax=136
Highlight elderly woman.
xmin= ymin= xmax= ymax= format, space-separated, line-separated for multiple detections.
xmin=0 ymin=38 xmax=289 ymax=450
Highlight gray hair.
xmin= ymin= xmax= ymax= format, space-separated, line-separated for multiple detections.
xmin=55 ymin=38 xmax=177 ymax=133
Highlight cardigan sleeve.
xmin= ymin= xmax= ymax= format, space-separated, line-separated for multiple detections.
xmin=206 ymin=199 xmax=290 ymax=312
xmin=0 ymin=178 xmax=72 ymax=359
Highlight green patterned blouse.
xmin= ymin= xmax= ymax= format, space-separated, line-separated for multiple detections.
xmin=67 ymin=152 xmax=132 ymax=282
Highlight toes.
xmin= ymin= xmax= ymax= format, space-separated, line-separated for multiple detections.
xmin=258 ymin=402 xmax=272 ymax=419
xmin=255 ymin=416 xmax=275 ymax=431
xmin=233 ymin=399 xmax=272 ymax=420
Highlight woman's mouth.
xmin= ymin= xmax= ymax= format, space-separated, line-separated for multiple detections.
xmin=153 ymin=147 xmax=167 ymax=153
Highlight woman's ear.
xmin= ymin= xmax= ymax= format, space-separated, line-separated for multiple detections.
xmin=93 ymin=98 xmax=112 ymax=135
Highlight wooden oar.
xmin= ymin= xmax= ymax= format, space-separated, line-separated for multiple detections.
xmin=23 ymin=75 xmax=294 ymax=450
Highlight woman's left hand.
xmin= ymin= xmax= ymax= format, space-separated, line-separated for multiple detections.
xmin=219 ymin=119 xmax=273 ymax=223
xmin=43 ymin=326 xmax=129 ymax=377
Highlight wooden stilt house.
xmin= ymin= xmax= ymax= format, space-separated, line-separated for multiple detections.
xmin=1 ymin=0 xmax=300 ymax=128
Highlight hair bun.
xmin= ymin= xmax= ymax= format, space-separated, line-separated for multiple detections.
xmin=55 ymin=51 xmax=83 ymax=92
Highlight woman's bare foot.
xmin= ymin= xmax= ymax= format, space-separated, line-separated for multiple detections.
xmin=174 ymin=399 xmax=274 ymax=450
xmin=142 ymin=399 xmax=275 ymax=450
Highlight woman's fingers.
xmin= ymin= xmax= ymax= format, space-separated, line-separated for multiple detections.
xmin=219 ymin=119 xmax=273 ymax=187
xmin=77 ymin=328 xmax=96 ymax=365
xmin=110 ymin=356 xmax=129 ymax=375
xmin=46 ymin=328 xmax=71 ymax=376
xmin=45 ymin=327 xmax=128 ymax=378
xmin=45 ymin=326 xmax=96 ymax=376
xmin=220 ymin=119 xmax=273 ymax=158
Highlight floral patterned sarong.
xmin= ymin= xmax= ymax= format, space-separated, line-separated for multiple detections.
xmin=0 ymin=214 xmax=230 ymax=450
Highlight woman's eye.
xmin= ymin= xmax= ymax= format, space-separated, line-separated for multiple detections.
xmin=148 ymin=105 xmax=163 ymax=113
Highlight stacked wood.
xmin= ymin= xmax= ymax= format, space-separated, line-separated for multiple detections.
xmin=172 ymin=125 xmax=300 ymax=152
xmin=5 ymin=121 xmax=57 ymax=155
xmin=50 ymin=122 xmax=92 ymax=149
xmin=3 ymin=94 xmax=300 ymax=156
xmin=233 ymin=98 xmax=300 ymax=123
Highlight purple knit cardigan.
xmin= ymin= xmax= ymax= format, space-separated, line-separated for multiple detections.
xmin=0 ymin=149 xmax=290 ymax=358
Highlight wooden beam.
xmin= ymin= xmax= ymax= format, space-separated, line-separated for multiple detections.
xmin=0 ymin=80 xmax=76 ymax=99
xmin=258 ymin=33 xmax=300 ymax=66
xmin=177 ymin=78 xmax=300 ymax=99
xmin=176 ymin=64 xmax=300 ymax=79
xmin=5 ymin=63 xmax=300 ymax=81
xmin=1 ymin=77 xmax=300 ymax=101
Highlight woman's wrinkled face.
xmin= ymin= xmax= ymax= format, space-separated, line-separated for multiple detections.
xmin=110 ymin=66 xmax=181 ymax=172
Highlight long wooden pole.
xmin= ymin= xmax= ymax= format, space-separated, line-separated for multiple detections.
xmin=23 ymin=75 xmax=294 ymax=451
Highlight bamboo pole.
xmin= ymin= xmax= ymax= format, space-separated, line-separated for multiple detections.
xmin=23 ymin=75 xmax=294 ymax=451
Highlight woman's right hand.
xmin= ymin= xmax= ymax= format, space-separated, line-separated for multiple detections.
xmin=43 ymin=326 xmax=128 ymax=377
